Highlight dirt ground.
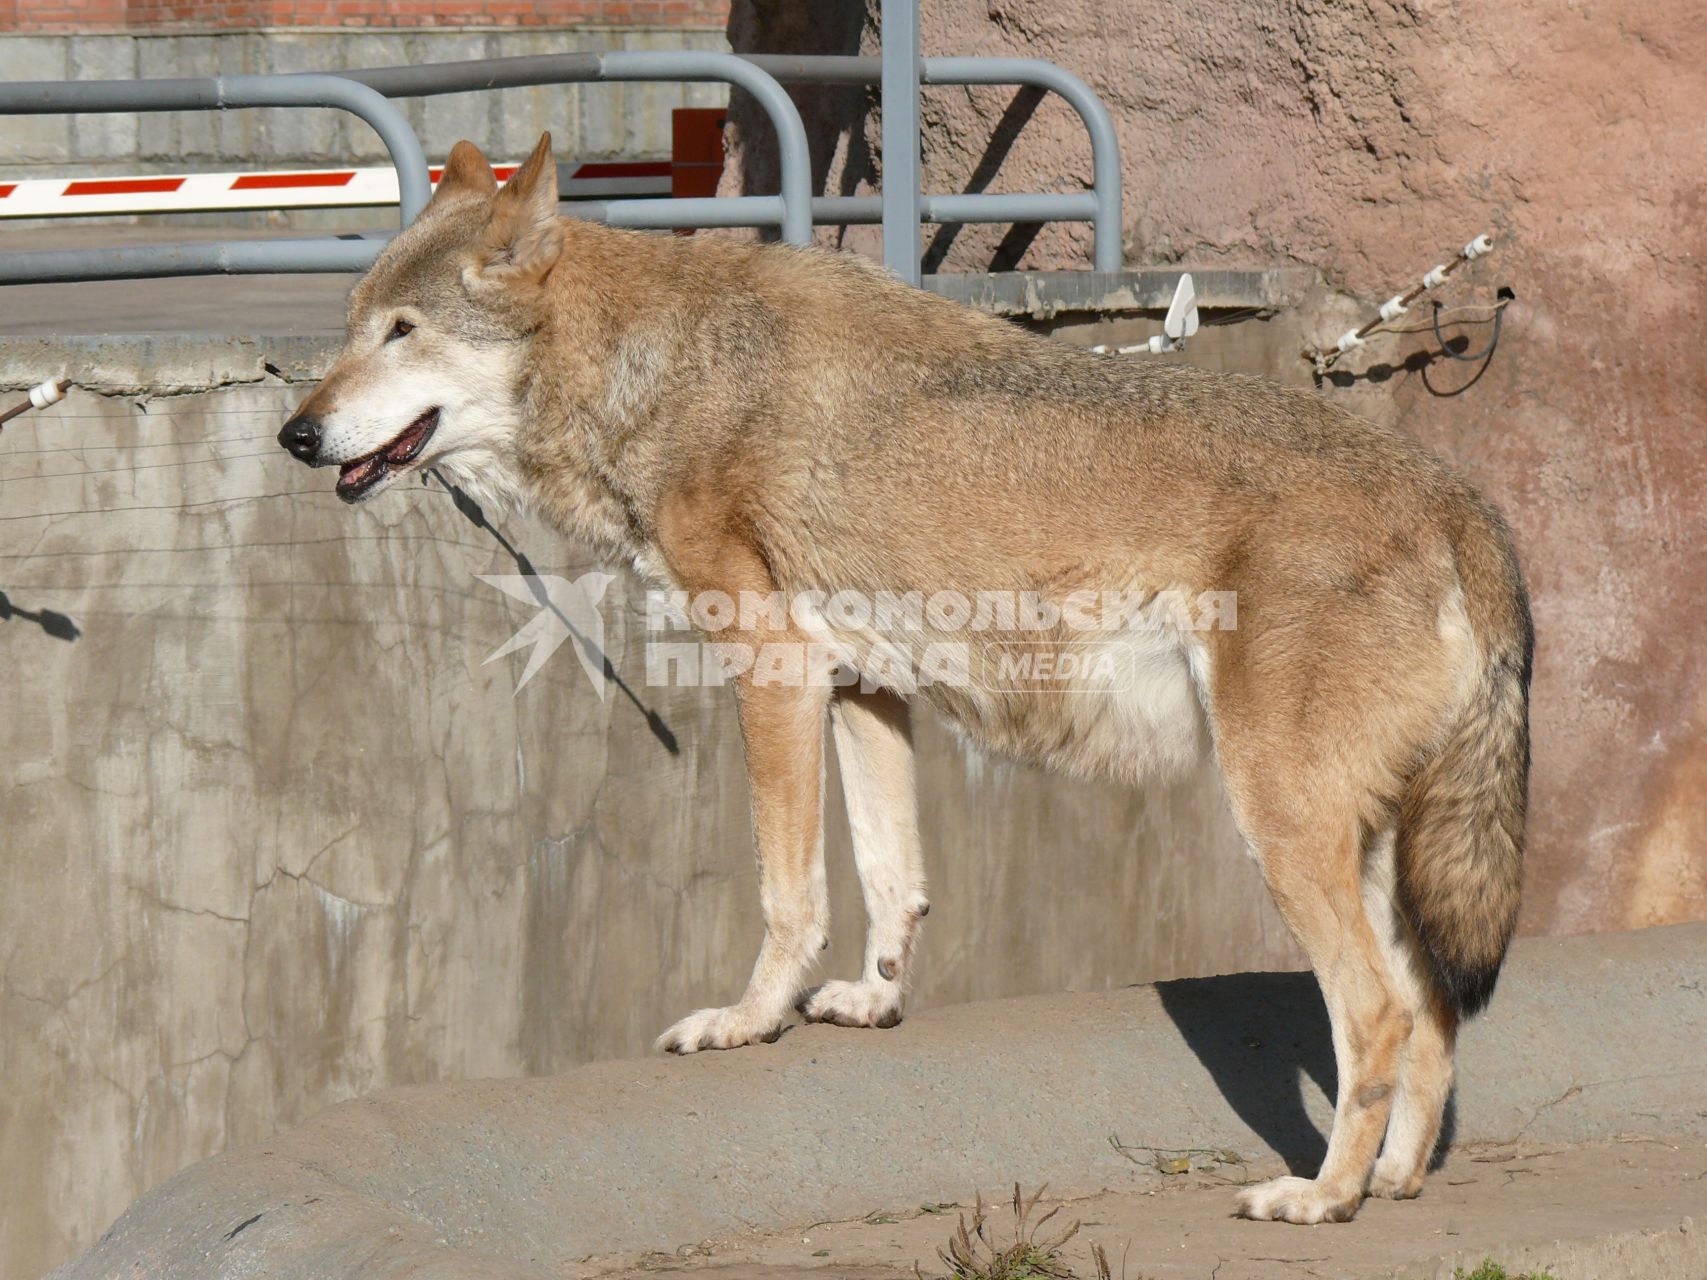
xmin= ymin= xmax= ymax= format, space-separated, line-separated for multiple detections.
xmin=579 ymin=1136 xmax=1707 ymax=1280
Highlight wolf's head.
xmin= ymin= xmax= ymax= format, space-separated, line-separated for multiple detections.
xmin=277 ymin=133 xmax=563 ymax=507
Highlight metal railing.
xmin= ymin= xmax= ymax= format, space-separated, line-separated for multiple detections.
xmin=336 ymin=51 xmax=814 ymax=246
xmin=741 ymin=52 xmax=1123 ymax=279
xmin=337 ymin=45 xmax=1124 ymax=277
xmin=0 ymin=54 xmax=813 ymax=284
xmin=0 ymin=74 xmax=428 ymax=282
xmin=0 ymin=1 xmax=1124 ymax=286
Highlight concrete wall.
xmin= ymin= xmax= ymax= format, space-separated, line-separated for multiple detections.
xmin=0 ymin=332 xmax=1295 ymax=1277
xmin=723 ymin=0 xmax=1707 ymax=936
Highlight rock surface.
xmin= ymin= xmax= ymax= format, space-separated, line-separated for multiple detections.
xmin=50 ymin=924 xmax=1707 ymax=1279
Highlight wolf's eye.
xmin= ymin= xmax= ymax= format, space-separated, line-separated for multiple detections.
xmin=386 ymin=318 xmax=415 ymax=343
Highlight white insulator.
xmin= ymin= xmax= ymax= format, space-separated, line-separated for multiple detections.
xmin=1463 ymin=233 xmax=1493 ymax=260
xmin=1334 ymin=328 xmax=1366 ymax=353
xmin=1422 ymin=264 xmax=1449 ymax=289
xmin=1378 ymin=295 xmax=1409 ymax=322
xmin=28 ymin=377 xmax=68 ymax=410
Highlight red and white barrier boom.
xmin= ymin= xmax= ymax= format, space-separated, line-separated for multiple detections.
xmin=0 ymin=159 xmax=670 ymax=218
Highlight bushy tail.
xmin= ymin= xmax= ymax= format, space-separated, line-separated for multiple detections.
xmin=1395 ymin=523 xmax=1534 ymax=1020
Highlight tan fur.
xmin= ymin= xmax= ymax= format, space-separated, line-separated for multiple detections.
xmin=283 ymin=137 xmax=1534 ymax=1224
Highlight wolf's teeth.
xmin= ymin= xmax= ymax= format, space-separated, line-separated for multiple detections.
xmin=337 ymin=455 xmax=386 ymax=493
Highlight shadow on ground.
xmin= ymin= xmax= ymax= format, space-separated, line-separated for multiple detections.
xmin=1155 ymin=970 xmax=1458 ymax=1173
xmin=1156 ymin=971 xmax=1333 ymax=1172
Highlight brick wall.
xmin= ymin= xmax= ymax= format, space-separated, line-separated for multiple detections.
xmin=2 ymin=0 xmax=729 ymax=31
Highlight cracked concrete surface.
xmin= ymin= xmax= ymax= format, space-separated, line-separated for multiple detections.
xmin=43 ymin=924 xmax=1707 ymax=1279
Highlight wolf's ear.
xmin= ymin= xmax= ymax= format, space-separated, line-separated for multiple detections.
xmin=475 ymin=132 xmax=562 ymax=283
xmin=428 ymin=140 xmax=498 ymax=211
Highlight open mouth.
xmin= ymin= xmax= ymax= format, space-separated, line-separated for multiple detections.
xmin=335 ymin=408 xmax=439 ymax=503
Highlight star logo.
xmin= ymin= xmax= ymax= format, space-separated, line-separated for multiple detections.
xmin=478 ymin=572 xmax=617 ymax=697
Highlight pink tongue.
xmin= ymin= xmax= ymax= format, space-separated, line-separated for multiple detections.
xmin=339 ymin=455 xmax=384 ymax=489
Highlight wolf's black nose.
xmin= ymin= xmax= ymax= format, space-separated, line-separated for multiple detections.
xmin=278 ymin=413 xmax=321 ymax=463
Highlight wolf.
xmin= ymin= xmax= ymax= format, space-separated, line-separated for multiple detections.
xmin=278 ymin=134 xmax=1532 ymax=1225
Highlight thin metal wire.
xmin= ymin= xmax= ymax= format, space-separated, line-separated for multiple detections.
xmin=0 ymin=430 xmax=284 ymax=453
xmin=1430 ymin=299 xmax=1506 ymax=362
xmin=1362 ymin=299 xmax=1508 ymax=338
xmin=0 ymin=532 xmax=501 ymax=561
xmin=3 ymin=449 xmax=289 ymax=482
xmin=0 ymin=488 xmax=322 ymax=521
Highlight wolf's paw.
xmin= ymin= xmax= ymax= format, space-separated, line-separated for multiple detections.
xmin=798 ymin=979 xmax=904 ymax=1029
xmin=1234 ymin=1176 xmax=1361 ymax=1225
xmin=1366 ymin=1161 xmax=1424 ymax=1200
xmin=654 ymin=1004 xmax=786 ymax=1055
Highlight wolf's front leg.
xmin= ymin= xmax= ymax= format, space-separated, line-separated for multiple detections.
xmin=802 ymin=685 xmax=927 ymax=1029
xmin=657 ymin=679 xmax=832 ymax=1054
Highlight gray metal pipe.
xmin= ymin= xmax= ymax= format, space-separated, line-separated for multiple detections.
xmin=333 ymin=53 xmax=603 ymax=96
xmin=880 ymin=0 xmax=923 ymax=284
xmin=813 ymin=192 xmax=1097 ymax=225
xmin=566 ymin=195 xmax=787 ymax=230
xmin=742 ymin=53 xmax=1124 ymax=273
xmin=924 ymin=191 xmax=1098 ymax=223
xmin=335 ymin=51 xmax=814 ymax=246
xmin=738 ymin=56 xmax=878 ymax=86
xmin=0 ymin=235 xmax=394 ymax=283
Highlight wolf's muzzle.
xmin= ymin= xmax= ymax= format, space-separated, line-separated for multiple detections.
xmin=278 ymin=413 xmax=322 ymax=464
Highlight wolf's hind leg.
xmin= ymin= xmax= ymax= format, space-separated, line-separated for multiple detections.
xmin=802 ymin=685 xmax=927 ymax=1029
xmin=1230 ymin=815 xmax=1408 ymax=1224
xmin=656 ymin=678 xmax=832 ymax=1054
xmin=1364 ymin=827 xmax=1458 ymax=1198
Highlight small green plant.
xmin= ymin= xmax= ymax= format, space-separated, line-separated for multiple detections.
xmin=924 ymin=1185 xmax=1112 ymax=1280
xmin=1453 ymin=1261 xmax=1558 ymax=1280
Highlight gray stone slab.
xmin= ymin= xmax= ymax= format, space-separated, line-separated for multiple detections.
xmin=492 ymin=30 xmax=588 ymax=163
xmin=0 ymin=37 xmax=73 ymax=163
xmin=417 ymin=34 xmax=496 ymax=161
xmin=68 ymin=37 xmax=138 ymax=161
xmin=42 ymin=925 xmax=1707 ymax=1278
xmin=260 ymin=34 xmax=344 ymax=164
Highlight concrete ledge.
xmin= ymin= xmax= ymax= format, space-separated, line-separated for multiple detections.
xmin=924 ymin=268 xmax=1305 ymax=318
xmin=0 ymin=333 xmax=335 ymax=396
xmin=50 ymin=924 xmax=1707 ymax=1279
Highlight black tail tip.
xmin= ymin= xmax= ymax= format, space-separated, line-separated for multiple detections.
xmin=1432 ymin=957 xmax=1503 ymax=1020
